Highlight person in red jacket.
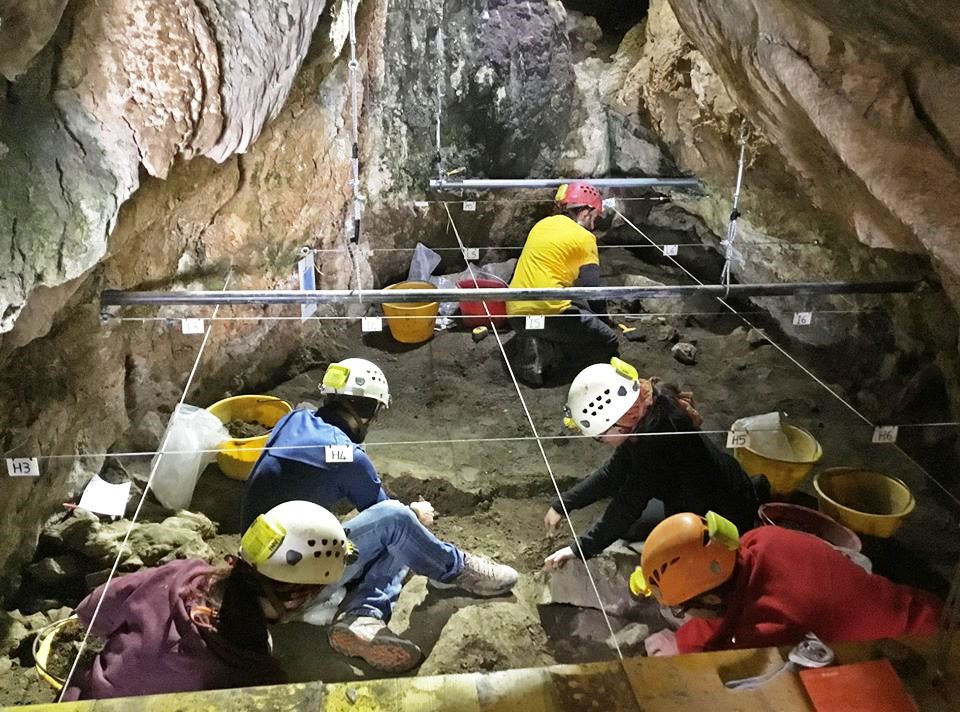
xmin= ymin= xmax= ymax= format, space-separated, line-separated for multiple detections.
xmin=630 ymin=511 xmax=943 ymax=656
xmin=62 ymin=501 xmax=350 ymax=700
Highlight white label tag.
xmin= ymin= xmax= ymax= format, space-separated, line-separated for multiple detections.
xmin=325 ymin=445 xmax=354 ymax=463
xmin=361 ymin=316 xmax=383 ymax=332
xmin=662 ymin=244 xmax=679 ymax=257
xmin=792 ymin=311 xmax=813 ymax=326
xmin=525 ymin=315 xmax=545 ymax=330
xmin=601 ymin=197 xmax=616 ymax=209
xmin=726 ymin=430 xmax=750 ymax=449
xmin=413 ymin=200 xmax=429 ymax=208
xmin=464 ymin=247 xmax=480 ymax=260
xmin=462 ymin=201 xmax=477 ymax=212
xmin=872 ymin=426 xmax=899 ymax=444
xmin=6 ymin=457 xmax=40 ymax=477
xmin=181 ymin=318 xmax=205 ymax=334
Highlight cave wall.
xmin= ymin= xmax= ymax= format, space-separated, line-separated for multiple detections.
xmin=0 ymin=0 xmax=668 ymax=595
xmin=0 ymin=0 xmax=365 ymax=596
xmin=651 ymin=0 xmax=960 ymax=309
xmin=2 ymin=0 xmax=960 ymax=592
xmin=624 ymin=0 xmax=960 ymax=484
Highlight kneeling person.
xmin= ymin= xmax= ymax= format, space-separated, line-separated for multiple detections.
xmin=64 ymin=501 xmax=348 ymax=700
xmin=633 ymin=512 xmax=943 ymax=656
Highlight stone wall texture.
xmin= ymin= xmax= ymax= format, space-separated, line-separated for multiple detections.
xmin=657 ymin=0 xmax=960 ymax=309
xmin=1 ymin=0 xmax=959 ymax=592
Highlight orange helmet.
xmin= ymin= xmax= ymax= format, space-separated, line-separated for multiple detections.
xmin=629 ymin=512 xmax=740 ymax=606
xmin=555 ymin=181 xmax=603 ymax=216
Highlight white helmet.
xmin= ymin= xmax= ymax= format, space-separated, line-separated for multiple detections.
xmin=319 ymin=358 xmax=390 ymax=408
xmin=565 ymin=358 xmax=642 ymax=437
xmin=240 ymin=501 xmax=349 ymax=585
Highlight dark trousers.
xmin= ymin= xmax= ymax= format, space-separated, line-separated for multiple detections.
xmin=506 ymin=306 xmax=620 ymax=385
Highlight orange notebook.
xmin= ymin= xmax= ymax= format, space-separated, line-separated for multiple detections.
xmin=799 ymin=659 xmax=916 ymax=712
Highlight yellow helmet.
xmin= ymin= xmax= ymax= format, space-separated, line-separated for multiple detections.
xmin=629 ymin=512 xmax=740 ymax=606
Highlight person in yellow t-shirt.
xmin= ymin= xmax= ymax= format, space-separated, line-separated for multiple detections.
xmin=506 ymin=181 xmax=619 ymax=384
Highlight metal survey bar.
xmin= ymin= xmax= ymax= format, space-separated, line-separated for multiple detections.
xmin=101 ymin=280 xmax=920 ymax=307
xmin=429 ymin=177 xmax=700 ymax=190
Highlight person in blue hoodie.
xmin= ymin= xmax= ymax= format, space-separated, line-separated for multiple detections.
xmin=241 ymin=358 xmax=517 ymax=673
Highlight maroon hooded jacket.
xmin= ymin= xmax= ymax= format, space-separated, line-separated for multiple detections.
xmin=676 ymin=526 xmax=943 ymax=653
xmin=63 ymin=559 xmax=286 ymax=700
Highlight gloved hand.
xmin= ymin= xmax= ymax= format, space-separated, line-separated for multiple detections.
xmin=644 ymin=629 xmax=679 ymax=657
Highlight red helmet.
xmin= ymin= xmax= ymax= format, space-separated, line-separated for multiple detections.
xmin=555 ymin=181 xmax=603 ymax=216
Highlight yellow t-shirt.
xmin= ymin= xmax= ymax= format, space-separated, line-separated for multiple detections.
xmin=507 ymin=215 xmax=599 ymax=316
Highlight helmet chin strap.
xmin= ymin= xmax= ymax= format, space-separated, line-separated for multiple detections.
xmin=322 ymin=398 xmax=378 ymax=443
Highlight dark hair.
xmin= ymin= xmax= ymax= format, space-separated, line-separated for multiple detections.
xmin=217 ymin=562 xmax=271 ymax=654
xmin=637 ymin=382 xmax=698 ymax=433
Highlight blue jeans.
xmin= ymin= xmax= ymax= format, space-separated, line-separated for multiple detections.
xmin=323 ymin=500 xmax=465 ymax=622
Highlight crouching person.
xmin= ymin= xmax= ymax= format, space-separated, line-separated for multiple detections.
xmin=632 ymin=512 xmax=943 ymax=657
xmin=242 ymin=357 xmax=518 ymax=673
xmin=63 ymin=501 xmax=349 ymax=700
xmin=292 ymin=499 xmax=518 ymax=673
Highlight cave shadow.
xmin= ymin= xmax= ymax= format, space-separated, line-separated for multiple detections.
xmin=360 ymin=330 xmax=437 ymax=354
xmin=401 ymin=584 xmax=519 ymax=662
xmin=190 ymin=464 xmax=245 ymax=535
xmin=269 ymin=584 xmax=516 ymax=683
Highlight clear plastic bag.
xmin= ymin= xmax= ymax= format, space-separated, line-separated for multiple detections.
xmin=407 ymin=243 xmax=442 ymax=282
xmin=149 ymin=404 xmax=230 ymax=510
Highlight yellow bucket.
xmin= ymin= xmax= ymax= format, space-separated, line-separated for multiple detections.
xmin=382 ymin=281 xmax=439 ymax=344
xmin=734 ymin=424 xmax=823 ymax=496
xmin=207 ymin=395 xmax=293 ymax=481
xmin=814 ymin=468 xmax=916 ymax=538
xmin=33 ymin=616 xmax=77 ymax=691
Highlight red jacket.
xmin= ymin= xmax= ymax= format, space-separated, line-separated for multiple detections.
xmin=676 ymin=527 xmax=942 ymax=653
xmin=64 ymin=560 xmax=286 ymax=700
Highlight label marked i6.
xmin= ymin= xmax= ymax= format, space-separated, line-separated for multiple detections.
xmin=872 ymin=426 xmax=899 ymax=444
xmin=792 ymin=311 xmax=813 ymax=326
xmin=6 ymin=458 xmax=40 ymax=477
xmin=361 ymin=316 xmax=383 ymax=332
xmin=662 ymin=244 xmax=679 ymax=257
xmin=525 ymin=315 xmax=545 ymax=330
xmin=325 ymin=445 xmax=354 ymax=463
xmin=181 ymin=318 xmax=205 ymax=334
xmin=726 ymin=430 xmax=749 ymax=449
xmin=462 ymin=201 xmax=477 ymax=212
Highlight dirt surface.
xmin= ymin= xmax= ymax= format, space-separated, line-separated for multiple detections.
xmin=226 ymin=419 xmax=270 ymax=439
xmin=43 ymin=619 xmax=102 ymax=683
xmin=0 ymin=666 xmax=52 ymax=708
xmin=3 ymin=247 xmax=960 ymax=704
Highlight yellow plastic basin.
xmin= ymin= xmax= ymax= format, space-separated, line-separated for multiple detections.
xmin=207 ymin=395 xmax=293 ymax=481
xmin=734 ymin=424 xmax=823 ymax=496
xmin=33 ymin=616 xmax=77 ymax=691
xmin=814 ymin=468 xmax=915 ymax=538
xmin=382 ymin=281 xmax=439 ymax=344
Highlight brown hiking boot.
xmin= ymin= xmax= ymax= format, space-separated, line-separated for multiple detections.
xmin=327 ymin=615 xmax=422 ymax=673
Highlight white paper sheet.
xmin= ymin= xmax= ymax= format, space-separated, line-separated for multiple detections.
xmin=78 ymin=474 xmax=131 ymax=517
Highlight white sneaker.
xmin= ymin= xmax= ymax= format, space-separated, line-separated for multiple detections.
xmin=450 ymin=553 xmax=518 ymax=597
xmin=327 ymin=615 xmax=422 ymax=673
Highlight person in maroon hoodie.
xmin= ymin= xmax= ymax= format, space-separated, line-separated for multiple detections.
xmin=630 ymin=511 xmax=943 ymax=656
xmin=62 ymin=501 xmax=350 ymax=700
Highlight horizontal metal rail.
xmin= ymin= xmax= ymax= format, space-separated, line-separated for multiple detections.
xmin=429 ymin=177 xmax=700 ymax=190
xmin=101 ymin=280 xmax=921 ymax=307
